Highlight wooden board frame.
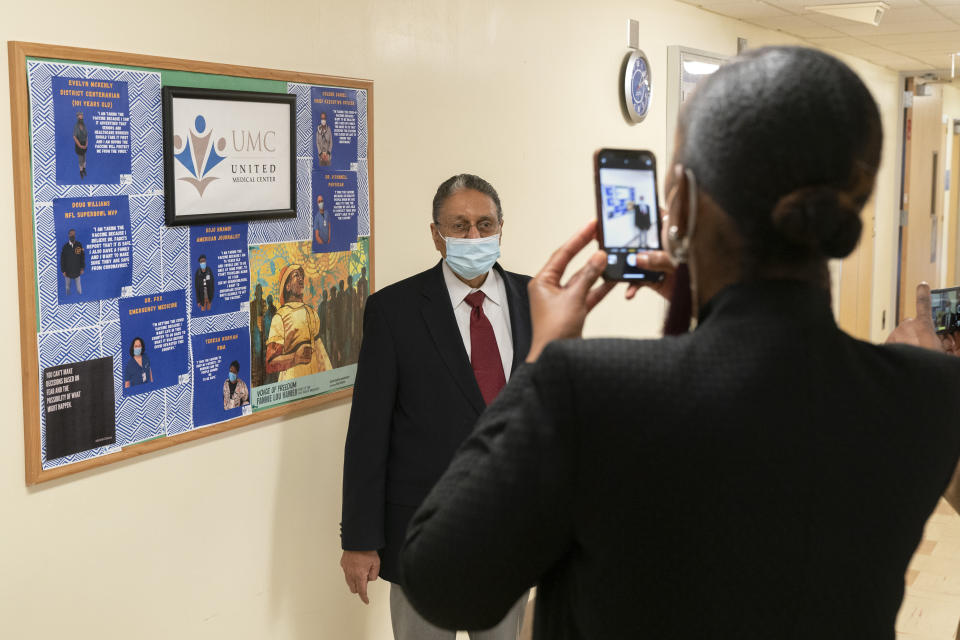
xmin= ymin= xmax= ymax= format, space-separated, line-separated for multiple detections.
xmin=8 ymin=41 xmax=375 ymax=485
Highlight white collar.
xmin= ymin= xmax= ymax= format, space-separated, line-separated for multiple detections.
xmin=441 ymin=261 xmax=503 ymax=309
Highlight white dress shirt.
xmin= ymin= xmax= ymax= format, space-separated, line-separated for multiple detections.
xmin=441 ymin=261 xmax=515 ymax=381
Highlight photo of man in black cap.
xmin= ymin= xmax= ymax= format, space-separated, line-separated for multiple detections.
xmin=60 ymin=228 xmax=84 ymax=296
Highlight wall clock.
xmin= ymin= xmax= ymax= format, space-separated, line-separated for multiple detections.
xmin=623 ymin=49 xmax=652 ymax=124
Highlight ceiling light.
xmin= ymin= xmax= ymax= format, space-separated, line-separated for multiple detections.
xmin=805 ymin=2 xmax=888 ymax=26
xmin=682 ymin=60 xmax=721 ymax=75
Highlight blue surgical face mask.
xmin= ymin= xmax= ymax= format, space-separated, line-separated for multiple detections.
xmin=442 ymin=233 xmax=501 ymax=280
xmin=199 ymin=262 xmax=207 ymax=270
xmin=133 ymin=347 xmax=142 ymax=356
xmin=228 ymin=371 xmax=237 ymax=382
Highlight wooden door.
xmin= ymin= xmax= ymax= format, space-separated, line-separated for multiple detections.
xmin=838 ymin=195 xmax=875 ymax=340
xmin=899 ymin=84 xmax=945 ymax=321
xmin=950 ymin=128 xmax=960 ymax=286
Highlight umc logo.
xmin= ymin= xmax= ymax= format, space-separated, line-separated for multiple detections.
xmin=173 ymin=115 xmax=227 ymax=197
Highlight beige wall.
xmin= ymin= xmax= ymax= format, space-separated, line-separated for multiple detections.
xmin=0 ymin=1 xmax=904 ymax=638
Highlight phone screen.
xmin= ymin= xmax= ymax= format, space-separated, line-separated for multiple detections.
xmin=595 ymin=148 xmax=662 ymax=281
xmin=931 ymin=286 xmax=960 ymax=334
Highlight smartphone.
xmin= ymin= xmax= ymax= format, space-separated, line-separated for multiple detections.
xmin=594 ymin=148 xmax=665 ymax=282
xmin=931 ymin=286 xmax=960 ymax=333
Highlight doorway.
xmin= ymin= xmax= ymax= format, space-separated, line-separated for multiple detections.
xmin=948 ymin=122 xmax=960 ymax=287
xmin=896 ymin=79 xmax=945 ymax=324
xmin=837 ymin=194 xmax=875 ymax=340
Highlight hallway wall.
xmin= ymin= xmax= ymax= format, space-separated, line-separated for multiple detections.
xmin=0 ymin=2 xmax=903 ymax=637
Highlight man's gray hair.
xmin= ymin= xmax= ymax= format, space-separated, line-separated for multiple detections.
xmin=431 ymin=174 xmax=503 ymax=224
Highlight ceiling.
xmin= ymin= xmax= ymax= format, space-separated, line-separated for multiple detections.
xmin=677 ymin=0 xmax=960 ymax=73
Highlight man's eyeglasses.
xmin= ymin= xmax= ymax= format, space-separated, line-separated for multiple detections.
xmin=437 ymin=219 xmax=500 ymax=238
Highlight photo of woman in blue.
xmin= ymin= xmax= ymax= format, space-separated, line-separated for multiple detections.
xmin=123 ymin=336 xmax=153 ymax=389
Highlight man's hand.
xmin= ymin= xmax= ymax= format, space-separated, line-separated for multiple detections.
xmin=886 ymin=282 xmax=942 ymax=352
xmin=340 ymin=550 xmax=380 ymax=604
xmin=525 ymin=220 xmax=616 ymax=363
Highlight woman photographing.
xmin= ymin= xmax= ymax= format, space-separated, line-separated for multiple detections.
xmin=400 ymin=46 xmax=960 ymax=639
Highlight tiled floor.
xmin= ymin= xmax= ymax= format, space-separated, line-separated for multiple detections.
xmin=897 ymin=500 xmax=960 ymax=639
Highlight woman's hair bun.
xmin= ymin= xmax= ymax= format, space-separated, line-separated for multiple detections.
xmin=770 ymin=186 xmax=863 ymax=259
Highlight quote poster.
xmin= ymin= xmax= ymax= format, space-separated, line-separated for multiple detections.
xmin=312 ymin=171 xmax=358 ymax=254
xmin=188 ymin=223 xmax=250 ymax=316
xmin=311 ymin=86 xmax=358 ymax=171
xmin=53 ymin=196 xmax=132 ymax=304
xmin=191 ymin=328 xmax=252 ymax=428
xmin=52 ymin=75 xmax=131 ymax=185
xmin=119 ymin=290 xmax=189 ymax=396
xmin=43 ymin=357 xmax=116 ymax=460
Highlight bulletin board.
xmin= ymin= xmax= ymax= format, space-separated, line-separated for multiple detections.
xmin=8 ymin=42 xmax=374 ymax=485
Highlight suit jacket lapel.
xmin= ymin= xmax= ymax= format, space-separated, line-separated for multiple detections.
xmin=496 ymin=263 xmax=532 ymax=374
xmin=420 ymin=261 xmax=486 ymax=415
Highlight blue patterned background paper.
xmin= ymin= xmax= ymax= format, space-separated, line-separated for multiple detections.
xmin=30 ymin=61 xmax=170 ymax=469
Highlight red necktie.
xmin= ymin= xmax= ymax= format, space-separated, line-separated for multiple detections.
xmin=464 ymin=291 xmax=506 ymax=405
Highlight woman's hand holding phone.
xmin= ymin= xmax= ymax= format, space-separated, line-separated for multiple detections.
xmin=625 ymin=249 xmax=676 ymax=301
xmin=525 ymin=215 xmax=679 ymax=365
xmin=525 ymin=220 xmax=616 ymax=363
xmin=886 ymin=282 xmax=941 ymax=351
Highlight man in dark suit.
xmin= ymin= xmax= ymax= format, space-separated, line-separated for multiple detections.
xmin=60 ymin=228 xmax=84 ymax=296
xmin=194 ymin=254 xmax=215 ymax=313
xmin=340 ymin=174 xmax=531 ymax=640
xmin=633 ymin=195 xmax=653 ymax=248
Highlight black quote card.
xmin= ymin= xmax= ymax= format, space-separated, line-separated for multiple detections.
xmin=43 ymin=357 xmax=116 ymax=460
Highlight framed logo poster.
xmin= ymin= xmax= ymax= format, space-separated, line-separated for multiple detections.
xmin=162 ymin=86 xmax=296 ymax=225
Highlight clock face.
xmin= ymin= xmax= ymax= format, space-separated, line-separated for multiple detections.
xmin=631 ymin=57 xmax=650 ymax=114
xmin=623 ymin=50 xmax=652 ymax=123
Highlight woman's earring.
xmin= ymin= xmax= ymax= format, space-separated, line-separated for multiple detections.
xmin=666 ymin=169 xmax=698 ymax=265
xmin=667 ymin=225 xmax=688 ymax=264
